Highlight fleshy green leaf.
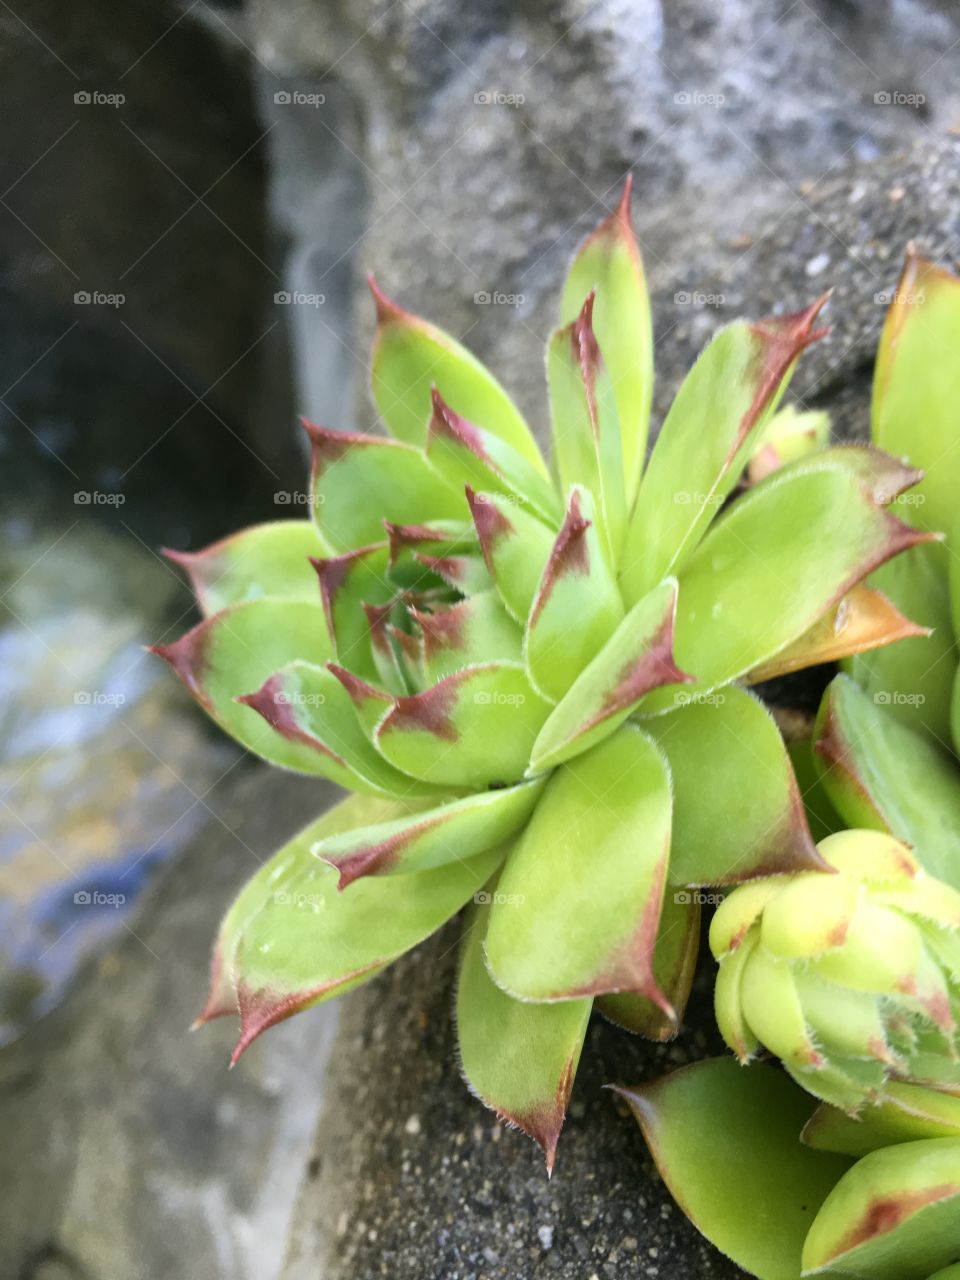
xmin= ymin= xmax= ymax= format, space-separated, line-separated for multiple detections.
xmin=150 ymin=601 xmax=334 ymax=774
xmin=547 ymin=295 xmax=626 ymax=555
xmin=165 ymin=520 xmax=328 ymax=616
xmin=643 ymin=685 xmax=825 ymax=885
xmin=560 ymin=177 xmax=652 ymax=504
xmin=467 ymin=487 xmax=557 ymax=622
xmin=415 ymin=590 xmax=523 ymax=684
xmin=802 ymin=1083 xmax=960 ymax=1158
xmin=747 ymin=585 xmax=929 ymax=684
xmin=802 ymin=1138 xmax=960 ymax=1278
xmin=313 ymin=777 xmax=545 ymax=889
xmin=238 ymin=661 xmax=445 ymax=798
xmin=873 ymin=251 xmax=960 ymax=546
xmin=529 ymin=578 xmax=689 ymax=771
xmin=849 ymin=546 xmax=956 ymax=746
xmin=209 ymin=793 xmax=506 ymax=1061
xmin=615 ymin=1058 xmax=851 ymax=1280
xmin=194 ymin=791 xmax=413 ymax=1026
xmin=312 ymin=543 xmax=393 ymax=680
xmin=928 ymin=1266 xmax=960 ymax=1280
xmin=305 ymin=423 xmax=464 ymax=552
xmin=814 ymin=675 xmax=960 ymax=888
xmin=620 ymin=297 xmax=828 ymax=604
xmin=524 ymin=487 xmax=624 ymax=703
xmin=456 ymin=893 xmax=591 ymax=1172
xmin=485 ymin=725 xmax=671 ymax=1002
xmin=425 ymin=387 xmax=560 ymax=522
xmin=643 ymin=464 xmax=934 ymax=701
xmin=369 ymin=276 xmax=545 ymax=469
xmin=598 ymin=892 xmax=700 ymax=1040
xmin=374 ymin=663 xmax=551 ymax=788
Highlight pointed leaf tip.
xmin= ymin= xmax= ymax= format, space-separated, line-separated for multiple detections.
xmin=148 ymin=624 xmax=213 ymax=710
xmin=367 ymin=272 xmax=407 ymax=325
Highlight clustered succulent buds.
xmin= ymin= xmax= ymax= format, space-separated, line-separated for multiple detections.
xmin=156 ymin=180 xmax=929 ymax=1170
xmin=712 ymin=830 xmax=960 ymax=1111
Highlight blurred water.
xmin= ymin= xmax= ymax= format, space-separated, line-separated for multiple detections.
xmin=0 ymin=516 xmax=236 ymax=1044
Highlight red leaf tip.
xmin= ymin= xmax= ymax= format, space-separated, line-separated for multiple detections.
xmin=368 ymin=273 xmax=408 ymax=325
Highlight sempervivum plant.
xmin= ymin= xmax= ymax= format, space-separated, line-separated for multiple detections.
xmin=711 ymin=830 xmax=960 ymax=1111
xmin=156 ymin=182 xmax=928 ymax=1169
xmin=810 ymin=252 xmax=960 ymax=887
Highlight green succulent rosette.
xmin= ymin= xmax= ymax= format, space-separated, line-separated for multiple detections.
xmin=711 ymin=829 xmax=960 ymax=1112
xmin=156 ymin=182 xmax=928 ymax=1168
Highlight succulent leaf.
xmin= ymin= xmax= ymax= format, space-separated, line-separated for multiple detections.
xmin=849 ymin=545 xmax=956 ymax=746
xmin=312 ymin=777 xmax=545 ymax=888
xmin=747 ymin=584 xmax=929 ymax=683
xmin=466 ymin=487 xmax=556 ymax=622
xmin=560 ymin=177 xmax=652 ymax=504
xmin=524 ymin=487 xmax=624 ymax=702
xmin=374 ymin=663 xmax=551 ymax=787
xmin=220 ymin=796 xmax=505 ymax=1061
xmin=165 ymin=520 xmax=328 ymax=616
xmin=305 ymin=422 xmax=464 ymax=551
xmin=656 ymin=465 xmax=933 ymax=696
xmin=426 ymin=387 xmax=561 ymax=522
xmin=620 ymin=297 xmax=828 ymax=604
xmin=644 ymin=685 xmax=823 ymax=885
xmin=238 ymin=661 xmax=445 ymax=798
xmin=456 ymin=892 xmax=591 ymax=1172
xmin=802 ymin=1082 xmax=960 ymax=1158
xmin=615 ymin=1058 xmax=851 ymax=1280
xmin=485 ymin=725 xmax=671 ymax=1002
xmin=547 ymin=294 xmax=626 ymax=555
xmin=814 ymin=675 xmax=960 ymax=888
xmin=530 ymin=578 xmax=688 ymax=772
xmin=599 ymin=892 xmax=700 ymax=1040
xmin=801 ymin=1138 xmax=960 ymax=1279
xmin=873 ymin=251 xmax=960 ymax=548
xmin=150 ymin=601 xmax=334 ymax=773
xmin=415 ymin=590 xmax=523 ymax=684
xmin=312 ymin=542 xmax=393 ymax=682
xmin=369 ymin=276 xmax=545 ymax=469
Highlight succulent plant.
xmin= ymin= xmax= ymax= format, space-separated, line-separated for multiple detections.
xmin=812 ymin=252 xmax=960 ymax=887
xmin=155 ymin=182 xmax=928 ymax=1169
xmin=711 ymin=829 xmax=960 ymax=1112
xmin=618 ymin=1056 xmax=960 ymax=1280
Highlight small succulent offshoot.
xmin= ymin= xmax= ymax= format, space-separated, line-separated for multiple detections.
xmin=156 ymin=181 xmax=928 ymax=1170
xmin=711 ymin=829 xmax=960 ymax=1111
